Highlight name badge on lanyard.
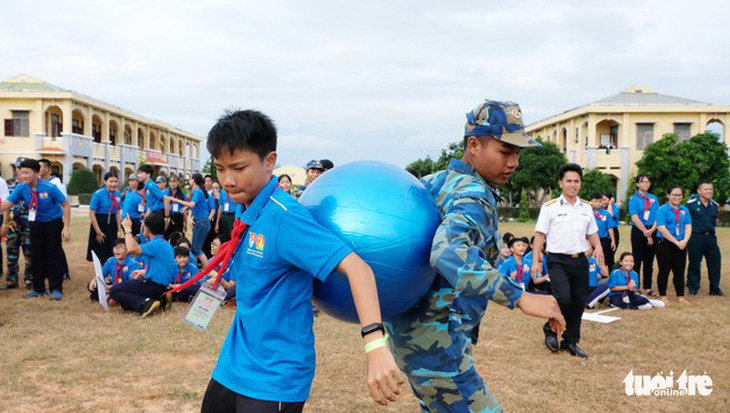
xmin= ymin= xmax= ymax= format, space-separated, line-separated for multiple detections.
xmin=137 ymin=203 xmax=145 ymax=213
xmin=172 ymin=203 xmax=180 ymax=213
xmin=224 ymin=202 xmax=229 ymax=213
xmin=643 ymin=210 xmax=650 ymax=221
xmin=184 ymin=283 xmax=226 ymax=330
xmin=28 ymin=208 xmax=37 ymax=222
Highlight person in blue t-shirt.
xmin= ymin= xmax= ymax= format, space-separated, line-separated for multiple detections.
xmin=165 ymin=173 xmax=211 ymax=268
xmin=655 ymin=185 xmax=693 ymax=306
xmin=169 ymin=246 xmax=201 ymax=302
xmin=1 ymin=159 xmax=71 ymax=300
xmin=495 ymin=232 xmax=514 ymax=271
xmin=195 ymin=110 xmax=404 ymax=412
xmin=526 ymin=237 xmax=551 ymax=295
xmin=203 ymin=181 xmax=221 ymax=257
xmin=88 ymin=239 xmax=139 ymax=302
xmin=121 ymin=176 xmax=144 ymax=235
xmin=607 ymin=252 xmax=654 ymax=310
xmin=137 ymin=164 xmax=165 ymax=214
xmin=111 ymin=212 xmax=176 ymax=317
xmin=86 ymin=172 xmax=123 ymax=264
xmin=628 ymin=174 xmax=660 ymax=295
xmin=585 ymin=244 xmax=609 ymax=308
xmin=591 ymin=192 xmax=617 ymax=270
xmin=602 ymin=193 xmax=621 ymax=251
xmin=216 ymin=187 xmax=237 ymax=243
xmin=499 ymin=237 xmax=532 ymax=290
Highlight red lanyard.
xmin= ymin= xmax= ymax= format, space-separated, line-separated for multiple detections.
xmin=140 ymin=188 xmax=147 ymax=206
xmin=115 ymin=264 xmax=123 ymax=284
xmin=672 ymin=207 xmax=681 ymax=234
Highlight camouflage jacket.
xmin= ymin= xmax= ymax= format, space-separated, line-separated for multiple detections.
xmin=388 ymin=159 xmax=523 ymax=375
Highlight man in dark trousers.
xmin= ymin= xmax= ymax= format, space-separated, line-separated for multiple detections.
xmin=686 ymin=182 xmax=723 ymax=296
xmin=531 ymin=163 xmax=605 ymax=358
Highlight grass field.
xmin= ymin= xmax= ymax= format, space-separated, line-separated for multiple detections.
xmin=0 ymin=218 xmax=728 ymax=412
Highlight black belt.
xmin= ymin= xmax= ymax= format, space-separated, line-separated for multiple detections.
xmin=695 ymin=231 xmax=715 ymax=236
xmin=222 ymin=212 xmax=236 ymax=216
xmin=548 ymin=252 xmax=584 ymax=259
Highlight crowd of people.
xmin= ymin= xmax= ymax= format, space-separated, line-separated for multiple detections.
xmin=0 ymin=156 xmax=335 ymax=318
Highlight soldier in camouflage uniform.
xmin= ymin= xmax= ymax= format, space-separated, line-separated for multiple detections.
xmin=386 ymin=100 xmax=565 ymax=412
xmin=5 ymin=197 xmax=33 ymax=289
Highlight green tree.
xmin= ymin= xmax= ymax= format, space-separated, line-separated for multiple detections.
xmin=406 ymin=141 xmax=464 ymax=178
xmin=579 ymin=169 xmax=615 ymax=199
xmin=634 ymin=132 xmax=730 ymax=204
xmin=67 ymin=167 xmax=98 ymax=195
xmin=202 ymin=157 xmax=217 ymax=180
xmin=505 ymin=139 xmax=567 ymax=205
xmin=406 ymin=156 xmax=437 ymax=178
xmin=517 ymin=190 xmax=530 ymax=222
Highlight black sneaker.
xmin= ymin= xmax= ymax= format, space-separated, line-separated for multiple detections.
xmin=710 ymin=290 xmax=725 ymax=297
xmin=4 ymin=282 xmax=18 ymax=290
xmin=140 ymin=299 xmax=161 ymax=318
xmin=24 ymin=281 xmax=33 ymax=290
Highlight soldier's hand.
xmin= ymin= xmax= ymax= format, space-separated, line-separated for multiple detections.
xmin=516 ymin=292 xmax=566 ymax=335
xmin=365 ymin=340 xmax=406 ymax=406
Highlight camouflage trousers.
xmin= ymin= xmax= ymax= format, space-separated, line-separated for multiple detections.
xmin=5 ymin=228 xmax=32 ymax=285
xmin=387 ymin=308 xmax=503 ymax=412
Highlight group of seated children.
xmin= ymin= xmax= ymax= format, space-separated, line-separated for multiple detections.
xmin=496 ymin=233 xmax=664 ymax=311
xmin=87 ymin=212 xmax=236 ymax=317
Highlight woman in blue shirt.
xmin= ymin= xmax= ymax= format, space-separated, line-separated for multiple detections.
xmin=203 ymin=181 xmax=221 ymax=257
xmin=121 ymin=177 xmax=144 ymax=235
xmin=165 ymin=173 xmax=210 ymax=267
xmin=628 ymin=174 xmax=660 ymax=296
xmin=86 ymin=172 xmax=122 ymax=264
xmin=163 ymin=174 xmax=186 ymax=239
xmin=655 ymin=185 xmax=693 ymax=305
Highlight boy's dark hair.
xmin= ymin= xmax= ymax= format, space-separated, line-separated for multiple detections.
xmin=19 ymin=158 xmax=41 ymax=172
xmin=174 ymin=246 xmax=190 ymax=258
xmin=320 ymin=159 xmax=334 ymax=170
xmin=507 ymin=237 xmax=530 ymax=248
xmin=104 ymin=171 xmax=118 ymax=181
xmin=213 ymin=234 xmax=226 ymax=244
xmin=177 ymin=237 xmax=191 ymax=247
xmin=113 ymin=238 xmax=126 ymax=249
xmin=143 ymin=212 xmax=165 ymax=236
xmin=559 ymin=163 xmax=582 ymax=181
xmin=502 ymin=232 xmax=514 ymax=244
xmin=38 ymin=159 xmax=51 ymax=168
xmin=591 ymin=192 xmax=603 ymax=200
xmin=635 ymin=174 xmax=649 ymax=184
xmin=207 ymin=109 xmax=277 ymax=160
xmin=204 ymin=174 xmax=212 ymax=181
xmin=168 ymin=231 xmax=184 ymax=246
xmin=138 ymin=164 xmax=154 ymax=175
xmin=619 ymin=252 xmax=633 ymax=262
xmin=666 ymin=184 xmax=682 ymax=195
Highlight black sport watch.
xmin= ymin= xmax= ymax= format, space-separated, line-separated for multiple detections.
xmin=361 ymin=322 xmax=386 ymax=338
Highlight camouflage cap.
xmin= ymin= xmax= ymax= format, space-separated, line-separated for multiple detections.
xmin=305 ymin=159 xmax=324 ymax=171
xmin=464 ymin=100 xmax=540 ymax=147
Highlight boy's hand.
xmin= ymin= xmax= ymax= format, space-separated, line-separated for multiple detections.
xmin=365 ymin=342 xmax=406 ymax=406
xmin=121 ymin=216 xmax=133 ymax=232
xmin=516 ymin=292 xmax=565 ymax=335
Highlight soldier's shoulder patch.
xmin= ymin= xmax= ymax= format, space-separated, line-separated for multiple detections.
xmin=544 ymin=198 xmax=559 ymax=206
xmin=579 ymin=198 xmax=591 ymax=205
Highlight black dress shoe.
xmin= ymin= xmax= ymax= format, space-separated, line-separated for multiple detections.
xmin=561 ymin=342 xmax=588 ymax=358
xmin=545 ymin=334 xmax=559 ymax=353
xmin=710 ymin=290 xmax=724 ymax=297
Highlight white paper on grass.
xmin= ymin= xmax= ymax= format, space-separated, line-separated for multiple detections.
xmin=91 ymin=251 xmax=109 ymax=311
xmin=581 ymin=310 xmax=620 ymax=324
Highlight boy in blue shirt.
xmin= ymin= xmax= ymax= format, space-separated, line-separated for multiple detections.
xmin=628 ymin=174 xmax=659 ymax=295
xmin=591 ymin=192 xmax=617 ymax=270
xmin=1 ymin=159 xmax=71 ymax=300
xmin=188 ymin=110 xmax=404 ymax=412
xmin=169 ymin=246 xmax=201 ymax=302
xmin=585 ymin=244 xmax=609 ymax=308
xmin=137 ymin=164 xmax=164 ymax=215
xmin=111 ymin=212 xmax=176 ymax=317
xmin=499 ymin=237 xmax=532 ymax=290
xmin=121 ymin=177 xmax=144 ymax=235
xmin=88 ymin=239 xmax=139 ymax=302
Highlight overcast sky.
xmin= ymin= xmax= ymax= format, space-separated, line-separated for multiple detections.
xmin=2 ymin=1 xmax=728 ymax=168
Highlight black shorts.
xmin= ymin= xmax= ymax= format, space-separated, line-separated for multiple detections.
xmin=201 ymin=378 xmax=305 ymax=413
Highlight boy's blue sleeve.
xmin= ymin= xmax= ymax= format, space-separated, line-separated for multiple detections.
xmin=498 ymin=259 xmax=512 ymax=276
xmin=656 ymin=207 xmax=667 ymax=229
xmin=89 ymin=191 xmax=100 ymax=211
xmin=628 ymin=196 xmax=638 ymax=216
xmin=607 ymin=270 xmax=620 ymax=289
xmin=7 ymin=185 xmax=25 ymax=204
xmin=102 ymin=257 xmax=114 ymax=278
xmin=139 ymin=239 xmax=159 ymax=258
xmin=276 ymin=207 xmax=353 ymax=282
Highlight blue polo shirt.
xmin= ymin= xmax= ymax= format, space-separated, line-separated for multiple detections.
xmin=7 ymin=179 xmax=65 ymax=222
xmin=628 ymin=192 xmax=659 ymax=227
xmin=212 ymin=176 xmax=353 ymax=403
xmin=102 ymin=255 xmax=140 ymax=285
xmin=499 ymin=257 xmax=532 ymax=290
xmin=588 ymin=257 xmax=601 ymax=287
xmin=190 ymin=188 xmax=209 ymax=220
xmin=164 ymin=188 xmax=186 ymax=214
xmin=174 ymin=261 xmax=199 ymax=284
xmin=606 ymin=204 xmax=620 ymax=227
xmin=144 ymin=180 xmax=165 ymax=212
xmin=208 ymin=195 xmax=219 ymax=219
xmin=219 ymin=189 xmax=235 ymax=214
xmin=138 ymin=235 xmax=176 ymax=285
xmin=122 ymin=190 xmax=144 ymax=219
xmin=90 ymin=189 xmax=122 ymax=215
xmin=656 ymin=203 xmax=692 ymax=240
xmin=608 ymin=268 xmax=639 ymax=297
xmin=592 ymin=208 xmax=617 ymax=238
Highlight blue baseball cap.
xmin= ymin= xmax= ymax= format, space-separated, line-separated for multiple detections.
xmin=464 ymin=100 xmax=540 ymax=147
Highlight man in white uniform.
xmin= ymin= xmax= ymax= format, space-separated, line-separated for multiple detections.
xmin=531 ymin=163 xmax=604 ymax=358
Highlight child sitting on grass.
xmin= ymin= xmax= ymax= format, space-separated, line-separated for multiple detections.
xmin=169 ymin=246 xmax=201 ymax=302
xmin=608 ymin=252 xmax=665 ymax=310
xmin=499 ymin=237 xmax=532 ymax=290
xmin=88 ymin=239 xmax=139 ymax=302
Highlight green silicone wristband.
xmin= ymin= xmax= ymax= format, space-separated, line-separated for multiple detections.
xmin=364 ymin=334 xmax=389 ymax=354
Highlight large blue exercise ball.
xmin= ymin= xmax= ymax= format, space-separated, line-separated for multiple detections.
xmin=299 ymin=161 xmax=440 ymax=323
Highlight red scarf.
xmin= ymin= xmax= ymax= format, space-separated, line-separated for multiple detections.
xmin=140 ymin=188 xmax=147 ymax=207
xmin=29 ymin=185 xmax=39 ymax=210
xmin=672 ymin=206 xmax=681 ymax=235
xmin=114 ymin=263 xmax=124 ymax=285
xmin=594 ymin=210 xmax=602 ymax=220
xmin=167 ymin=219 xmax=248 ymax=293
xmin=109 ymin=191 xmax=119 ymax=214
xmin=636 ymin=192 xmax=651 ymax=212
xmin=175 ymin=270 xmax=184 ymax=284
xmin=621 ymin=269 xmax=633 ymax=298
xmin=516 ymin=262 xmax=525 ymax=285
